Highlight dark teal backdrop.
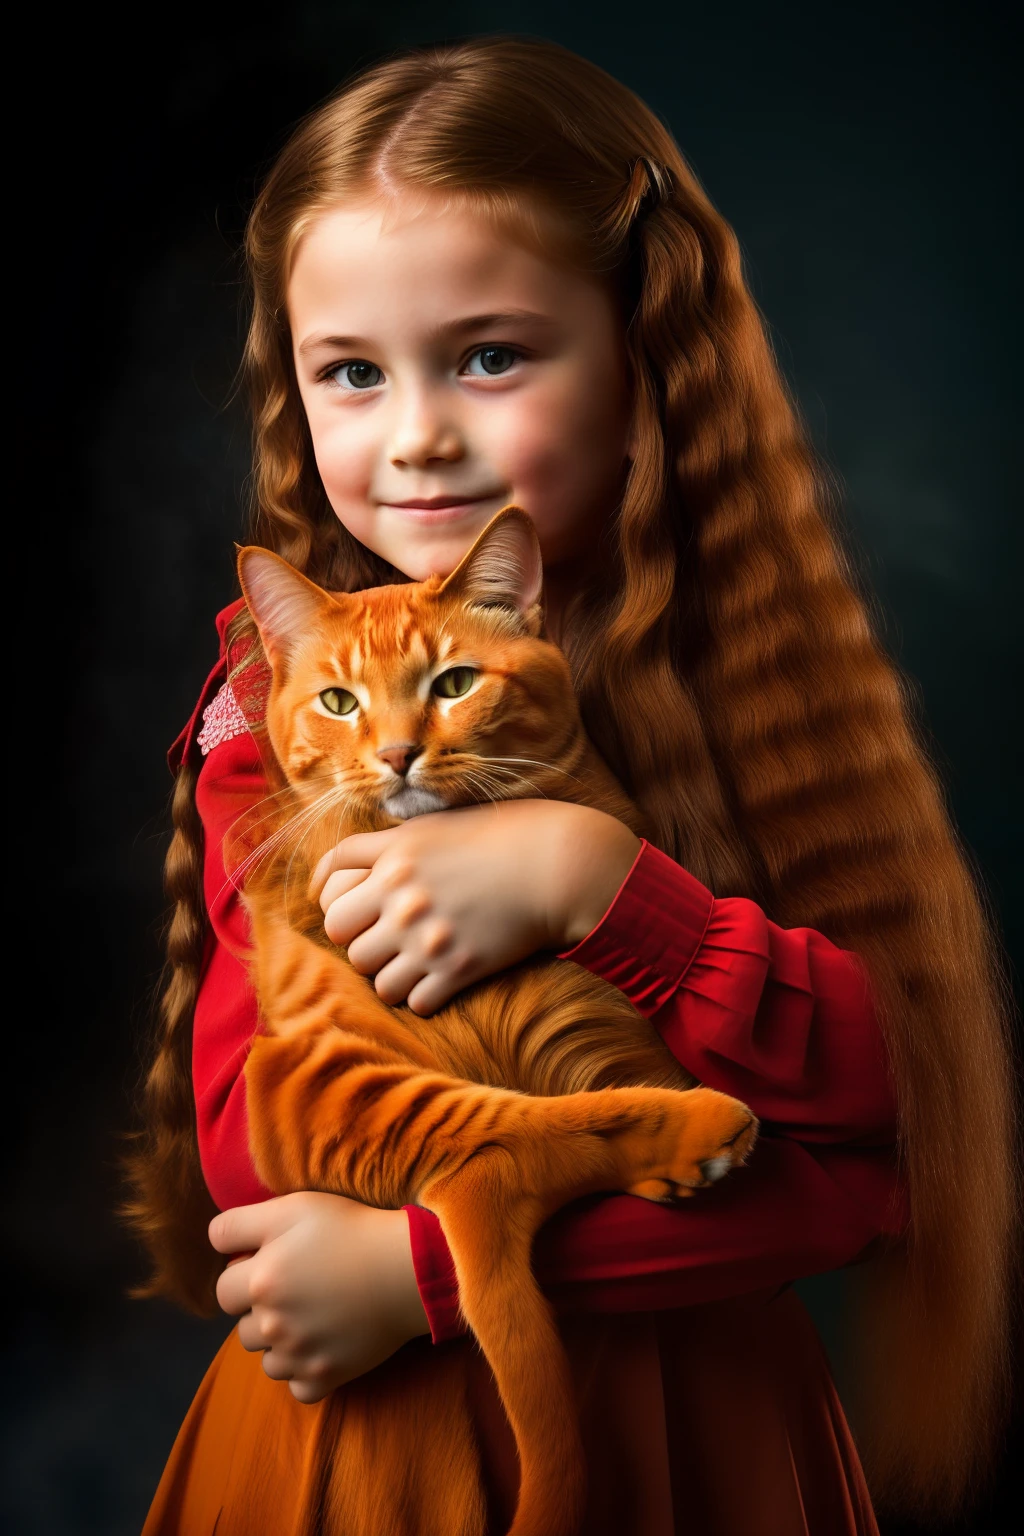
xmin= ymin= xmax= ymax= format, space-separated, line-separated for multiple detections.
xmin=11 ymin=2 xmax=1018 ymax=1532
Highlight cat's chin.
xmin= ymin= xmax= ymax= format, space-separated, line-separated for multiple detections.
xmin=382 ymin=786 xmax=451 ymax=821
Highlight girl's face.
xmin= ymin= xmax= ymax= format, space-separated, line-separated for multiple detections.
xmin=288 ymin=193 xmax=633 ymax=583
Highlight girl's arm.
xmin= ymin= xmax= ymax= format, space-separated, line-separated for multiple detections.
xmin=411 ymin=843 xmax=903 ymax=1339
xmin=192 ymin=718 xmax=904 ymax=1352
xmin=563 ymin=838 xmax=896 ymax=1148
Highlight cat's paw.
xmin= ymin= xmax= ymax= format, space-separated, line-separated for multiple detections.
xmin=624 ymin=1087 xmax=758 ymax=1203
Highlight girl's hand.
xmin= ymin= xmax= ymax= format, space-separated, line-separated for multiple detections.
xmin=210 ymin=1193 xmax=430 ymax=1404
xmin=314 ymin=800 xmax=640 ymax=1015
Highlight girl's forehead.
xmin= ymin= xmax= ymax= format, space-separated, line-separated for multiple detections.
xmin=293 ymin=185 xmax=566 ymax=262
xmin=286 ymin=191 xmax=592 ymax=330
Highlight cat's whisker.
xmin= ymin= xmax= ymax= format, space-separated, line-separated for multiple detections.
xmin=221 ymin=779 xmax=359 ymax=901
xmin=476 ymin=761 xmax=539 ymax=785
xmin=457 ymin=750 xmax=568 ymax=793
xmin=485 ymin=755 xmax=580 ymax=784
xmin=451 ymin=751 xmax=540 ymax=783
xmin=465 ymin=763 xmax=546 ymax=798
xmin=476 ymin=767 xmax=531 ymax=793
xmin=282 ymin=786 xmax=354 ymax=857
xmin=457 ymin=769 xmax=526 ymax=807
xmin=246 ymin=795 xmax=330 ymax=857
xmin=224 ymin=771 xmax=348 ymax=848
xmin=225 ymin=821 xmax=308 ymax=895
xmin=280 ymin=783 xmax=362 ymax=914
xmin=447 ymin=767 xmax=499 ymax=803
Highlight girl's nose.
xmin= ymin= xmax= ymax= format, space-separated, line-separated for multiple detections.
xmin=388 ymin=389 xmax=465 ymax=468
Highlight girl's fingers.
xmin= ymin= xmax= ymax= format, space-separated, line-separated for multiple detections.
xmin=260 ymin=1350 xmax=295 ymax=1383
xmin=345 ymin=921 xmax=401 ymax=976
xmin=216 ymin=1257 xmax=254 ymax=1317
xmin=209 ymin=1190 xmax=326 ymax=1261
xmin=318 ymin=867 xmax=371 ymax=910
xmin=236 ymin=1309 xmax=267 ymax=1352
xmin=289 ymin=1377 xmax=331 ymax=1405
xmin=322 ymin=879 xmax=387 ymax=947
xmin=209 ymin=1199 xmax=297 ymax=1255
xmin=372 ymin=953 xmax=430 ymax=1007
xmin=406 ymin=957 xmax=477 ymax=1017
xmin=312 ymin=830 xmax=400 ymax=896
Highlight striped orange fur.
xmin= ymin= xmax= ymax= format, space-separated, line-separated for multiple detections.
xmin=235 ymin=509 xmax=757 ymax=1536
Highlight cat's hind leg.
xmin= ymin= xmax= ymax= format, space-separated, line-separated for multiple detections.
xmin=418 ymin=1083 xmax=756 ymax=1536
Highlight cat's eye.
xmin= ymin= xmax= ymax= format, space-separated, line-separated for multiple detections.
xmin=432 ymin=667 xmax=477 ymax=699
xmin=319 ymin=687 xmax=358 ymax=715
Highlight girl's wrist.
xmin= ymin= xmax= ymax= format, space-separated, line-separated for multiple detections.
xmin=548 ymin=805 xmax=642 ymax=950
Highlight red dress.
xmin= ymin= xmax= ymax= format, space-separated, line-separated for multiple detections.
xmin=144 ymin=604 xmax=905 ymax=1535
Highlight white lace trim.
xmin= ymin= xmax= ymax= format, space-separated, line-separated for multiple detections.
xmin=197 ymin=681 xmax=250 ymax=756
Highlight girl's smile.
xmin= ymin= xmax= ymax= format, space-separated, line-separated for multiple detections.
xmin=288 ymin=194 xmax=633 ymax=587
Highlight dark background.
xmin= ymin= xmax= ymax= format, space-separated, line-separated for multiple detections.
xmin=10 ymin=1 xmax=1020 ymax=1531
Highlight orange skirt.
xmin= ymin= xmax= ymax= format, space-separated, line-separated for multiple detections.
xmin=143 ymin=1289 xmax=878 ymax=1536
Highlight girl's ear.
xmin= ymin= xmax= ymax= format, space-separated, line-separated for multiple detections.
xmin=236 ymin=547 xmax=335 ymax=665
xmin=439 ymin=507 xmax=543 ymax=620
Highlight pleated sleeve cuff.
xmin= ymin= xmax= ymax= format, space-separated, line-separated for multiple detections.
xmin=557 ymin=840 xmax=715 ymax=1018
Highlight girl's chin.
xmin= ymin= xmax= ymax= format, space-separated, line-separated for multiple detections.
xmin=333 ymin=506 xmax=508 ymax=582
xmin=399 ymin=550 xmax=470 ymax=582
xmin=385 ymin=529 xmax=500 ymax=583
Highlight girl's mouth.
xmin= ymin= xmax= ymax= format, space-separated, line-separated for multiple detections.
xmin=380 ymin=495 xmax=503 ymax=524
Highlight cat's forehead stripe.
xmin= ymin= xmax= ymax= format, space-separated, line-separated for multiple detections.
xmin=396 ymin=611 xmax=416 ymax=656
xmin=315 ymin=590 xmax=504 ymax=687
xmin=407 ymin=630 xmax=430 ymax=672
xmin=355 ymin=600 xmax=416 ymax=661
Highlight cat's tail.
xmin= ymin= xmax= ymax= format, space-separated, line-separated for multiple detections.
xmin=420 ymin=1082 xmax=756 ymax=1536
xmin=427 ymin=1177 xmax=585 ymax=1536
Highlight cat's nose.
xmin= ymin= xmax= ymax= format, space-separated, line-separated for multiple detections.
xmin=377 ymin=743 xmax=423 ymax=777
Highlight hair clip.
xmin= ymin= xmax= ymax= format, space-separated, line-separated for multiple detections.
xmin=638 ymin=156 xmax=673 ymax=207
xmin=623 ymin=156 xmax=674 ymax=234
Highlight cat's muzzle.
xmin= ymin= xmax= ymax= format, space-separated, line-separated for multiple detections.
xmin=382 ymin=785 xmax=450 ymax=820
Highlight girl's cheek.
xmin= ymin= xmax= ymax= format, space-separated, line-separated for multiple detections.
xmin=508 ymin=368 xmax=626 ymax=473
xmin=479 ymin=397 xmax=565 ymax=481
xmin=314 ymin=419 xmax=375 ymax=505
xmin=497 ymin=415 xmax=603 ymax=504
xmin=494 ymin=409 xmax=628 ymax=562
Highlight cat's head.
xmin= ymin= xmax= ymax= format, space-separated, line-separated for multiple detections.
xmin=238 ymin=508 xmax=581 ymax=826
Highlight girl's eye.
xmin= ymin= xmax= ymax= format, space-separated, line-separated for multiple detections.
xmin=319 ymin=687 xmax=358 ymax=715
xmin=330 ymin=361 xmax=384 ymax=390
xmin=463 ymin=346 xmax=518 ymax=378
xmin=432 ymin=667 xmax=477 ymax=699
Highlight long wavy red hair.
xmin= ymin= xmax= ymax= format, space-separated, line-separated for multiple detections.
xmin=127 ymin=36 xmax=1017 ymax=1519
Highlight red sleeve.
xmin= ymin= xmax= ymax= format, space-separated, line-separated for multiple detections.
xmin=192 ymin=726 xmax=274 ymax=1212
xmin=563 ymin=841 xmax=897 ymax=1146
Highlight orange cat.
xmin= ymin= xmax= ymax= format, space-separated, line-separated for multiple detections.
xmin=235 ymin=508 xmax=757 ymax=1536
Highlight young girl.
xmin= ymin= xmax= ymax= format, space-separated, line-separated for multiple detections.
xmin=132 ymin=36 xmax=1016 ymax=1536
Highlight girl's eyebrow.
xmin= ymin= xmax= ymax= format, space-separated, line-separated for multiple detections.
xmin=297 ymin=310 xmax=557 ymax=355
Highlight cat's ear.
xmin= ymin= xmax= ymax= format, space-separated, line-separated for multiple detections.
xmin=439 ymin=507 xmax=543 ymax=630
xmin=237 ymin=547 xmax=336 ymax=665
